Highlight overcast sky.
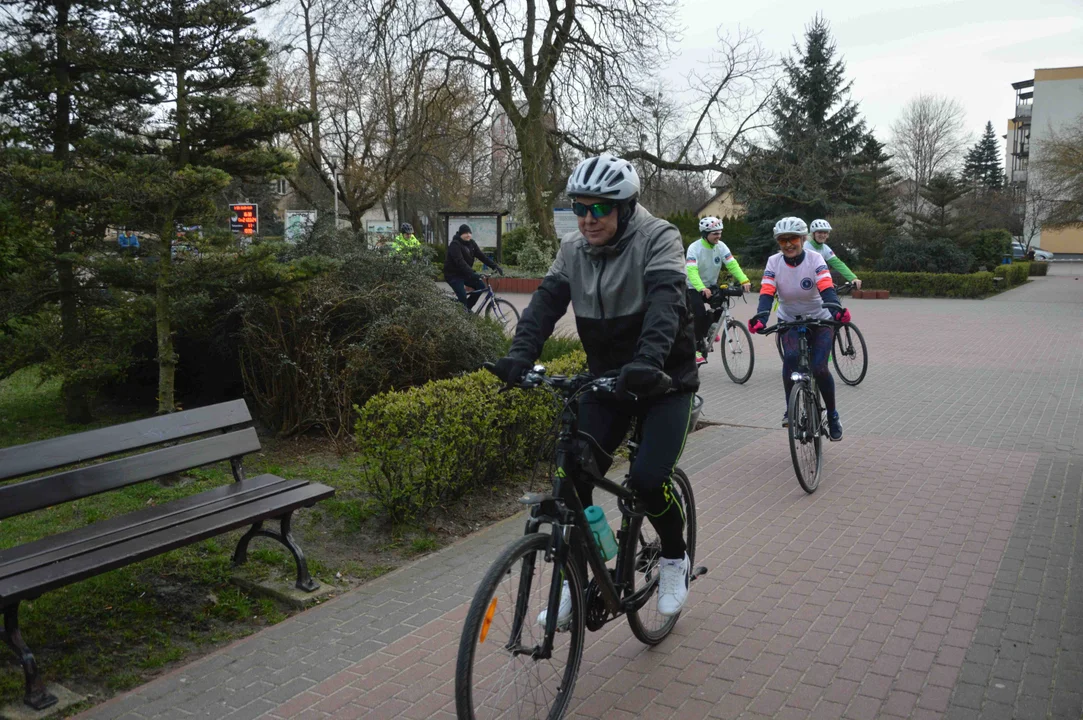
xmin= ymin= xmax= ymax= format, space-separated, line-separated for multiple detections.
xmin=668 ymin=0 xmax=1083 ymax=147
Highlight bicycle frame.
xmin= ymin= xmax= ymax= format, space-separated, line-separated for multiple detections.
xmin=514 ymin=395 xmax=654 ymax=658
xmin=466 ymin=278 xmax=496 ymax=315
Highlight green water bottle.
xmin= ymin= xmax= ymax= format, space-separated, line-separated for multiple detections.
xmin=585 ymin=505 xmax=619 ymax=561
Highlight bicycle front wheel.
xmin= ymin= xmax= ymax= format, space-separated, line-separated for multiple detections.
xmin=456 ymin=532 xmax=585 ymax=720
xmin=832 ymin=324 xmax=868 ymax=386
xmin=788 ymin=384 xmax=823 ymax=493
xmin=485 ymin=298 xmax=521 ymax=335
xmin=622 ymin=467 xmax=697 ymax=645
xmin=776 ymin=329 xmax=784 ymax=361
xmin=721 ymin=319 xmax=755 ymax=384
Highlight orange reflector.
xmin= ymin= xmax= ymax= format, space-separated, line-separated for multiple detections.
xmin=479 ymin=598 xmax=498 ymax=643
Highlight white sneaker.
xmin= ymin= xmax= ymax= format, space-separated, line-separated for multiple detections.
xmin=537 ymin=581 xmax=572 ymax=627
xmin=657 ymin=553 xmax=690 ymax=617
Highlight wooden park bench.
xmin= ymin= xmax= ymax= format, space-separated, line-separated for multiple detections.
xmin=0 ymin=399 xmax=334 ymax=710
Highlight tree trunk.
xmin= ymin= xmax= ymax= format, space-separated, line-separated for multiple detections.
xmin=156 ymin=219 xmax=177 ymax=413
xmin=53 ymin=0 xmax=91 ymax=422
xmin=516 ymin=117 xmax=557 ymax=242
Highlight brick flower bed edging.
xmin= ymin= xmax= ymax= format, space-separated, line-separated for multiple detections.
xmin=851 ymin=290 xmax=891 ymax=299
xmin=488 ymin=277 xmax=542 ymax=293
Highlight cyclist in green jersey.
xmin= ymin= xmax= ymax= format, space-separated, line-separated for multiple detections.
xmin=806 ymin=219 xmax=861 ymax=290
xmin=390 ymin=222 xmax=423 ymax=260
xmin=686 ymin=216 xmax=751 ymax=364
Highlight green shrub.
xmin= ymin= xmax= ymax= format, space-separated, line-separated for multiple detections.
xmin=239 ymin=250 xmax=506 ymax=438
xmin=855 ymin=271 xmax=995 ymax=298
xmin=517 ymin=234 xmax=557 ymax=276
xmin=355 ymin=351 xmax=587 ymax=522
xmin=1029 ymin=262 xmax=1049 ymax=276
xmin=666 ymin=211 xmax=700 ymax=249
xmin=994 ymin=262 xmax=1030 ymax=287
xmin=829 ymin=214 xmax=894 ymax=267
xmin=962 ymin=229 xmax=1011 ymax=272
xmin=501 ymin=226 xmax=536 ymax=265
xmin=877 ymin=238 xmax=973 ymax=274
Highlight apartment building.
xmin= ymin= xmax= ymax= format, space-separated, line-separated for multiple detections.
xmin=1006 ymin=66 xmax=1083 ymax=254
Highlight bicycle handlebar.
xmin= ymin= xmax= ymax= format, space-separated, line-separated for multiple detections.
xmin=482 ymin=363 xmax=673 ymax=401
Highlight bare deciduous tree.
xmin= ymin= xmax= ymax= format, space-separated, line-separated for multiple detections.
xmin=561 ymin=28 xmax=777 ymax=175
xmin=1031 ymin=118 xmax=1083 ymax=228
xmin=424 ymin=0 xmax=680 ymax=239
xmin=272 ymin=0 xmax=488 ymax=231
xmin=889 ymin=94 xmax=969 ymax=216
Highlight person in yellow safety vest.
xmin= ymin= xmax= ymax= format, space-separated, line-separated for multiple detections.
xmin=391 ymin=222 xmax=423 ymax=260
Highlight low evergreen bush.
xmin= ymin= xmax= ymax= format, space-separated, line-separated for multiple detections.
xmin=355 ymin=351 xmax=587 ymax=521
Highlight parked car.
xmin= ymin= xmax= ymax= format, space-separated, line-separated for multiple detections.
xmin=1012 ymin=242 xmax=1054 ymax=261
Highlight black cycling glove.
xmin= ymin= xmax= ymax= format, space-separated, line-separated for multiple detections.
xmin=492 ymin=357 xmax=533 ymax=385
xmin=616 ymin=359 xmax=671 ymax=399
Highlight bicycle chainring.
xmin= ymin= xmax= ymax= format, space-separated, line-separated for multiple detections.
xmin=585 ymin=571 xmax=618 ymax=631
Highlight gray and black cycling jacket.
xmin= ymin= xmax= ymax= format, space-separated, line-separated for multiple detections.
xmin=509 ymin=204 xmax=699 ymax=392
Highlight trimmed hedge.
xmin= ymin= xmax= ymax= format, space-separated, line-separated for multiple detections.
xmin=994 ymin=262 xmax=1030 ymax=287
xmin=1029 ymin=262 xmax=1049 ymax=277
xmin=852 ymin=271 xmax=995 ymax=298
xmin=355 ymin=351 xmax=587 ymax=522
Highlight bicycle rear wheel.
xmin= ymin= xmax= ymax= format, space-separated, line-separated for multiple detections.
xmin=623 ymin=468 xmax=697 ymax=645
xmin=787 ymin=384 xmax=822 ymax=493
xmin=485 ymin=298 xmax=520 ymax=335
xmin=721 ymin=319 xmax=754 ymax=384
xmin=832 ymin=324 xmax=868 ymax=386
xmin=456 ymin=532 xmax=585 ymax=720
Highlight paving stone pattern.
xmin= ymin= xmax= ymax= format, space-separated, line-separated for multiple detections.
xmin=72 ymin=266 xmax=1083 ymax=720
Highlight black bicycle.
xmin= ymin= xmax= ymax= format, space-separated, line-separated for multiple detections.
xmin=465 ymin=273 xmax=521 ymax=334
xmin=830 ymin=282 xmax=868 ymax=386
xmin=455 ymin=367 xmax=705 ymax=720
xmin=763 ymin=314 xmax=842 ymax=494
xmin=773 ymin=282 xmax=867 ymax=385
xmin=698 ymin=285 xmax=755 ymax=384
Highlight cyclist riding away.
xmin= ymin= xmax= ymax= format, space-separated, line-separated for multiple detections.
xmin=686 ymin=215 xmax=752 ymax=364
xmin=390 ymin=222 xmax=423 ymax=260
xmin=491 ymin=153 xmax=698 ymax=621
xmin=749 ymin=217 xmax=850 ymax=441
xmin=807 ymin=219 xmax=861 ymax=290
xmin=444 ymin=223 xmax=501 ymax=309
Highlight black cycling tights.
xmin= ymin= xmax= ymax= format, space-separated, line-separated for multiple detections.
xmin=574 ymin=391 xmax=693 ymax=560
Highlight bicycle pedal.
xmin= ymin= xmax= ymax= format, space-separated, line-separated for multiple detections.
xmin=690 ymin=566 xmax=708 ymax=582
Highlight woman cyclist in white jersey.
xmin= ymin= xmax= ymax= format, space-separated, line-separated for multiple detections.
xmin=685 ymin=216 xmax=752 ymax=364
xmin=748 ymin=217 xmax=850 ymax=441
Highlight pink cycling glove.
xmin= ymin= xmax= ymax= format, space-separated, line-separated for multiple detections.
xmin=834 ymin=308 xmax=851 ymax=324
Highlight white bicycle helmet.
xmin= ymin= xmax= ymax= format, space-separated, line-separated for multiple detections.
xmin=699 ymin=216 xmax=724 ymax=234
xmin=566 ymin=154 xmax=640 ymax=200
xmin=810 ymin=219 xmax=832 ymax=233
xmin=773 ymin=217 xmax=809 ymax=238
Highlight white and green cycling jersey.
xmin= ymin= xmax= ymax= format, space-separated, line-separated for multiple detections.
xmin=685 ymin=238 xmax=749 ymax=291
xmin=804 ymin=238 xmax=857 ymax=282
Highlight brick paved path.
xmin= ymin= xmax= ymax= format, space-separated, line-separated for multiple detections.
xmin=75 ymin=266 xmax=1083 ymax=720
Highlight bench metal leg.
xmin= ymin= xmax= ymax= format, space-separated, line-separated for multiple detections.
xmin=1 ymin=603 xmax=58 ymax=710
xmin=232 ymin=513 xmax=319 ymax=592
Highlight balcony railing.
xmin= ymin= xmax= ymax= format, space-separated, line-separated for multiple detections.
xmin=1012 ymin=169 xmax=1028 ymax=184
xmin=1015 ymin=104 xmax=1033 ymax=119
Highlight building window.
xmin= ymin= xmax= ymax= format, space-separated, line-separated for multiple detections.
xmin=271 ymin=178 xmax=289 ymax=196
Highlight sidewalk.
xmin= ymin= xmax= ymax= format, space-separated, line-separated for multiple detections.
xmin=74 ymin=267 xmax=1083 ymax=720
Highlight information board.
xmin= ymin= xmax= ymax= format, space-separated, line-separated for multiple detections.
xmin=285 ymin=210 xmax=317 ymax=243
xmin=229 ymin=204 xmax=258 ymax=237
xmin=553 ymin=208 xmax=579 ymax=239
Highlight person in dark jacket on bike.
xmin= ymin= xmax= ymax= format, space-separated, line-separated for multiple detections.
xmin=491 ymin=154 xmax=698 ymax=620
xmin=444 ymin=224 xmax=502 ymax=309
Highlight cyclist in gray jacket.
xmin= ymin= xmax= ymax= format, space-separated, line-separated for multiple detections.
xmin=492 ymin=154 xmax=698 ymax=620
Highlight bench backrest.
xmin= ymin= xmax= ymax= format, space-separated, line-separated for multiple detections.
xmin=0 ymin=399 xmax=259 ymax=520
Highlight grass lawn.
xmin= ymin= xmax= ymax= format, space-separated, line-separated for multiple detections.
xmin=0 ymin=367 xmax=532 ymax=713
